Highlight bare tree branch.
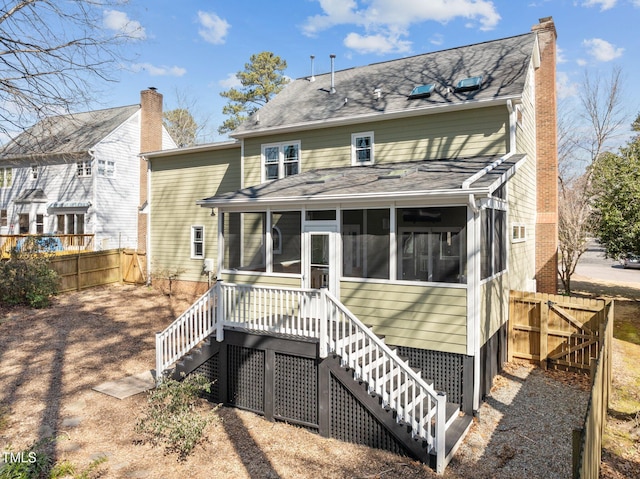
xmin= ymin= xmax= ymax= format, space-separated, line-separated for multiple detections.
xmin=0 ymin=0 xmax=140 ymax=142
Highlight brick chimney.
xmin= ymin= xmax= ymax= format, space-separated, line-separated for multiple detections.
xmin=138 ymin=88 xmax=163 ymax=253
xmin=531 ymin=17 xmax=558 ymax=293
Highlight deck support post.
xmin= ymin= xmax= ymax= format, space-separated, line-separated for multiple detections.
xmin=435 ymin=392 xmax=447 ymax=474
xmin=216 ymin=281 xmax=224 ymax=342
xmin=319 ymin=288 xmax=328 ymax=358
xmin=155 ymin=332 xmax=163 ymax=385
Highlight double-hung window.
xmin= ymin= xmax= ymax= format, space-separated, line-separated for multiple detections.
xmin=98 ymin=160 xmax=115 ymax=177
xmin=351 ymin=132 xmax=374 ymax=165
xmin=31 ymin=165 xmax=39 ymax=180
xmin=77 ymin=160 xmax=91 ymax=177
xmin=191 ymin=226 xmax=204 ymax=259
xmin=262 ymin=142 xmax=300 ymax=181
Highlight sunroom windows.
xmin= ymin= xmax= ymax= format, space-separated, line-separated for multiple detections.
xmin=221 ymin=206 xmax=467 ymax=285
xmin=396 ymin=207 xmax=467 ymax=284
xmin=262 ymin=142 xmax=300 ymax=181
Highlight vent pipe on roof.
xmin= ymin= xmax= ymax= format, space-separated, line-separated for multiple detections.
xmin=309 ymin=55 xmax=315 ymax=82
xmin=330 ymin=54 xmax=336 ymax=94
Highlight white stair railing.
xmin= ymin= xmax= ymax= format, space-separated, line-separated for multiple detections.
xmin=155 ymin=284 xmax=218 ymax=378
xmin=155 ymin=282 xmax=448 ymax=473
xmin=322 ymin=289 xmax=447 ymax=471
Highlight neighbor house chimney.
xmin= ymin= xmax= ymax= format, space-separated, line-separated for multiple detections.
xmin=531 ymin=17 xmax=558 ymax=293
xmin=138 ymin=87 xmax=163 ymax=253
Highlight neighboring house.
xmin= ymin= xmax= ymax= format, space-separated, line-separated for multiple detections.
xmin=147 ymin=18 xmax=558 ymax=472
xmin=0 ymin=89 xmax=175 ymax=251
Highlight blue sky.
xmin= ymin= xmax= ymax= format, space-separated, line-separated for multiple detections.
xmin=101 ymin=0 xmax=640 ymax=144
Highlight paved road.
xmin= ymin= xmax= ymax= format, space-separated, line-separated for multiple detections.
xmin=574 ymin=240 xmax=640 ymax=284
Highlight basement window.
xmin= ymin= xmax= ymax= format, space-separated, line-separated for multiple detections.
xmin=408 ymin=84 xmax=435 ymax=99
xmin=455 ymin=76 xmax=482 ymax=93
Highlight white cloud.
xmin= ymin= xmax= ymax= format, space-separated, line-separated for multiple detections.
xmin=303 ymin=0 xmax=501 ymax=37
xmin=103 ymin=10 xmax=146 ymax=39
xmin=556 ymin=71 xmax=578 ymax=100
xmin=556 ymin=46 xmax=567 ymax=64
xmin=430 ymin=33 xmax=445 ymax=46
xmin=582 ymin=0 xmax=617 ymax=11
xmin=197 ymin=11 xmax=230 ymax=45
xmin=583 ymin=38 xmax=624 ymax=62
xmin=344 ymin=32 xmax=412 ymax=54
xmin=131 ymin=63 xmax=186 ymax=77
xmin=219 ymin=72 xmax=242 ymax=89
xmin=302 ymin=0 xmax=500 ymax=55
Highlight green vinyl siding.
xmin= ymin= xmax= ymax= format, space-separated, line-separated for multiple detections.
xmin=221 ymin=273 xmax=301 ymax=289
xmin=340 ymin=281 xmax=467 ymax=354
xmin=480 ymin=274 xmax=508 ymax=346
xmin=508 ymin=64 xmax=537 ymax=291
xmin=243 ymin=106 xmax=509 ymax=186
xmin=150 ymin=147 xmax=240 ymax=283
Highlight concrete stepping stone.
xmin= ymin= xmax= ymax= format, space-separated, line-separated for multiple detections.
xmin=92 ymin=370 xmax=156 ymax=399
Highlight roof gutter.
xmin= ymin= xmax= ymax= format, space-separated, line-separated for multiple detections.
xmin=140 ymin=140 xmax=240 ymax=159
xmin=230 ymin=95 xmax=522 ymax=139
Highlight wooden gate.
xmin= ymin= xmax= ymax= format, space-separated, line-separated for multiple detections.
xmin=121 ymin=249 xmax=146 ymax=284
xmin=508 ymin=291 xmax=611 ymax=373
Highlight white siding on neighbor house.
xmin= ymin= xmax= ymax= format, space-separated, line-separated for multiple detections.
xmin=92 ymin=110 xmax=141 ymax=250
xmin=1 ymin=160 xmax=93 ymax=235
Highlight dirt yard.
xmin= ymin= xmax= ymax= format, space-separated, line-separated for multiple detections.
xmin=0 ymin=279 xmax=637 ymax=478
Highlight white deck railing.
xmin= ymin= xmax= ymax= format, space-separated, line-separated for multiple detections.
xmin=155 ymin=281 xmax=447 ymax=472
xmin=155 ymin=287 xmax=217 ymax=375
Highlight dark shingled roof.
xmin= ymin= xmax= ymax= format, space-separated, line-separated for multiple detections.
xmin=1 ymin=105 xmax=140 ymax=162
xmin=232 ymin=33 xmax=536 ymax=136
xmin=199 ymin=155 xmax=525 ymax=207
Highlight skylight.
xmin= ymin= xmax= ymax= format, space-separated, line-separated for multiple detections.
xmin=408 ymin=84 xmax=435 ymax=99
xmin=455 ymin=76 xmax=482 ymax=93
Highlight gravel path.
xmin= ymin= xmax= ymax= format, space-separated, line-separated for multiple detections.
xmin=447 ymin=362 xmax=590 ymax=479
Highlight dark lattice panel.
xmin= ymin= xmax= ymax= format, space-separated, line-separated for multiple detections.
xmin=192 ymin=353 xmax=220 ymax=403
xmin=227 ymin=345 xmax=264 ymax=413
xmin=274 ymin=353 xmax=318 ymax=426
xmin=329 ymin=373 xmax=408 ymax=456
xmin=395 ymin=346 xmax=463 ymax=406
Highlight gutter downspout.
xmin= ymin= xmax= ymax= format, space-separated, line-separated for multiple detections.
xmin=145 ymin=156 xmax=152 ymax=286
xmin=467 ymin=193 xmax=481 ymax=412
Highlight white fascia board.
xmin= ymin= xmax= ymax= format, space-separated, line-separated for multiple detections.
xmin=230 ymin=96 xmax=522 ymax=139
xmin=197 ymin=187 xmax=490 ymax=210
xmin=141 ymin=140 xmax=240 ymax=159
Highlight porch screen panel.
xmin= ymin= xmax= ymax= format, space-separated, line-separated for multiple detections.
xmin=396 ymin=207 xmax=467 ymax=284
xmin=271 ymin=211 xmax=301 ymax=274
xmin=341 ymin=209 xmax=389 ymax=279
xmin=224 ymin=212 xmax=266 ymax=272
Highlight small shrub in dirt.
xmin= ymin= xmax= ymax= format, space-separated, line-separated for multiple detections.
xmin=0 ymin=439 xmax=52 ymax=479
xmin=135 ymin=374 xmax=218 ymax=461
xmin=0 ymin=238 xmax=58 ymax=308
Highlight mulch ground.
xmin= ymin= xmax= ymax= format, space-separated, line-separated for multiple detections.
xmin=0 ymin=281 xmax=634 ymax=478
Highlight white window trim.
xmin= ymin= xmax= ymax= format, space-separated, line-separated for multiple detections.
xmin=77 ymin=160 xmax=92 ymax=177
xmin=351 ymin=131 xmax=374 ymax=166
xmin=191 ymin=225 xmax=205 ymax=259
xmin=512 ymin=223 xmax=526 ymax=243
xmin=261 ymin=141 xmax=301 ymax=182
xmin=98 ymin=159 xmax=115 ymax=178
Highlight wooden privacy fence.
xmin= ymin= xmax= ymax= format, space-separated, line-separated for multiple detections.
xmin=509 ymin=290 xmax=614 ymax=479
xmin=508 ymin=290 xmax=610 ymax=373
xmin=49 ymin=249 xmax=146 ymax=292
xmin=573 ymin=302 xmax=613 ymax=479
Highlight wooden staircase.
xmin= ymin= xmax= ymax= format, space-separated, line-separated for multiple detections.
xmin=156 ymin=282 xmax=472 ymax=474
